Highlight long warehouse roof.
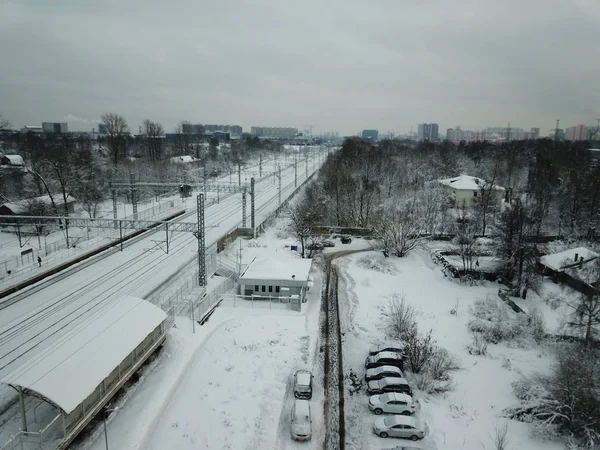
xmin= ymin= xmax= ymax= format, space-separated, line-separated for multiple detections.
xmin=1 ymin=296 xmax=166 ymax=414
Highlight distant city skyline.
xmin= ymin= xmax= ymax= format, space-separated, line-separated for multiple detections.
xmin=1 ymin=1 xmax=598 ymax=137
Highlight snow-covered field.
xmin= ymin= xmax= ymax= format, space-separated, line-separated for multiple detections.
xmin=337 ymin=249 xmax=565 ymax=450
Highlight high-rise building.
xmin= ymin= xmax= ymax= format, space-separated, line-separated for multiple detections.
xmin=446 ymin=128 xmax=456 ymax=141
xmin=42 ymin=122 xmax=68 ymax=134
xmin=250 ymin=126 xmax=298 ymax=139
xmin=565 ymin=124 xmax=587 ymax=141
xmin=529 ymin=128 xmax=540 ymax=140
xmin=203 ymin=124 xmax=242 ymax=136
xmin=417 ymin=123 xmax=439 ymax=141
xmin=361 ymin=129 xmax=379 ymax=140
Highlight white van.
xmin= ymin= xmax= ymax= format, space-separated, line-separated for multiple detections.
xmin=291 ymin=399 xmax=312 ymax=441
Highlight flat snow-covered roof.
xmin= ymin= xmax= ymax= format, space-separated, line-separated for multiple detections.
xmin=437 ymin=174 xmax=504 ymax=191
xmin=239 ymin=256 xmax=312 ymax=282
xmin=2 ymin=296 xmax=166 ymax=414
xmin=540 ymin=247 xmax=599 ymax=272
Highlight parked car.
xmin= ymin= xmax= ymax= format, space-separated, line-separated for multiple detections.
xmin=306 ymin=242 xmax=324 ymax=251
xmin=365 ymin=365 xmax=403 ymax=381
xmin=373 ymin=415 xmax=426 ymax=440
xmin=340 ymin=236 xmax=352 ymax=244
xmin=367 ymin=377 xmax=412 ymax=396
xmin=322 ymin=240 xmax=335 ymax=247
xmin=291 ymin=399 xmax=312 ymax=441
xmin=369 ymin=344 xmax=405 ymax=356
xmin=381 ymin=446 xmax=423 ymax=450
xmin=294 ymin=370 xmax=313 ymax=399
xmin=368 ymin=392 xmax=417 ymax=415
xmin=365 ymin=351 xmax=404 ymax=370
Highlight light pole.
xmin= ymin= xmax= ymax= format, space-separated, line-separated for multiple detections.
xmin=103 ymin=407 xmax=120 ymax=450
xmin=187 ymin=299 xmax=195 ymax=334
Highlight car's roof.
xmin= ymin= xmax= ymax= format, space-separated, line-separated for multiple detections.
xmin=368 ymin=365 xmax=402 ymax=374
xmin=374 ymin=351 xmax=401 ymax=359
xmin=380 ymin=377 xmax=409 ymax=386
xmin=385 ymin=414 xmax=418 ymax=426
xmin=296 ymin=371 xmax=311 ymax=385
xmin=372 ymin=342 xmax=405 ymax=351
xmin=380 ymin=392 xmax=413 ymax=402
xmin=294 ymin=399 xmax=310 ymax=416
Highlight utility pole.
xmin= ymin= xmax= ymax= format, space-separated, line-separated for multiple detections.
xmin=238 ymin=162 xmax=241 ymax=186
xmin=278 ymin=165 xmax=282 ymax=205
xmin=294 ymin=157 xmax=297 ymax=188
xmin=242 ymin=188 xmax=247 ymax=227
xmin=554 ymin=119 xmax=560 ymax=141
xmin=259 ymin=154 xmax=262 ymax=177
xmin=196 ymin=194 xmax=206 ymax=287
xmin=250 ymin=177 xmax=255 ymax=230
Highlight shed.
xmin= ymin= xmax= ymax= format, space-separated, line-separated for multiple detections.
xmin=1 ymin=296 xmax=168 ymax=449
xmin=436 ymin=174 xmax=505 ymax=207
xmin=0 ymin=194 xmax=76 ymax=215
xmin=238 ymin=256 xmax=313 ymax=305
xmin=0 ymin=155 xmax=24 ymax=166
xmin=540 ymin=247 xmax=599 ymax=272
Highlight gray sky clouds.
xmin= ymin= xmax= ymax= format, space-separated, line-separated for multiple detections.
xmin=1 ymin=0 xmax=599 ymax=135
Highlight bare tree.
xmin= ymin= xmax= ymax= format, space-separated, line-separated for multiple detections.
xmin=453 ymin=203 xmax=478 ymax=272
xmin=564 ymin=293 xmax=600 ymax=344
xmin=372 ymin=200 xmax=424 ymax=257
xmin=286 ymin=185 xmax=326 ymax=258
xmin=142 ymin=119 xmax=165 ymax=162
xmin=101 ymin=113 xmax=129 ymax=166
xmin=383 ymin=292 xmax=417 ymax=342
xmin=0 ymin=114 xmax=10 ymax=130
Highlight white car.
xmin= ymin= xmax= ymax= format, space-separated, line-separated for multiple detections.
xmin=291 ymin=399 xmax=312 ymax=441
xmin=368 ymin=392 xmax=417 ymax=416
xmin=369 ymin=343 xmax=405 ymax=356
xmin=365 ymin=365 xmax=403 ymax=381
xmin=373 ymin=415 xmax=427 ymax=441
xmin=367 ymin=377 xmax=412 ymax=396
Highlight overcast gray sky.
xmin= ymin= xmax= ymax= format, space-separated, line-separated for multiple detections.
xmin=1 ymin=0 xmax=599 ymax=136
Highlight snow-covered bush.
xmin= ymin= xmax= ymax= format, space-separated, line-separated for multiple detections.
xmin=357 ymin=254 xmax=398 ymax=275
xmin=245 ymin=239 xmax=268 ymax=248
xmin=467 ymin=331 xmax=488 ymax=356
xmin=506 ymin=345 xmax=600 ymax=448
xmin=412 ymin=347 xmax=459 ymax=394
xmin=468 ymin=295 xmax=543 ymax=344
xmin=383 ymin=292 xmax=417 ymax=342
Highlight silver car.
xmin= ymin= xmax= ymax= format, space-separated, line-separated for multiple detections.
xmin=373 ymin=415 xmax=427 ymax=441
xmin=368 ymin=392 xmax=417 ymax=415
xmin=365 ymin=365 xmax=403 ymax=381
xmin=294 ymin=370 xmax=313 ymax=399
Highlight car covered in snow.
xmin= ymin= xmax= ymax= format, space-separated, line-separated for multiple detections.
xmin=381 ymin=447 xmax=423 ymax=450
xmin=369 ymin=343 xmax=405 ymax=356
xmin=365 ymin=351 xmax=404 ymax=370
xmin=365 ymin=365 xmax=403 ymax=381
xmin=373 ymin=415 xmax=426 ymax=440
xmin=322 ymin=239 xmax=335 ymax=247
xmin=368 ymin=392 xmax=417 ymax=415
xmin=367 ymin=377 xmax=412 ymax=396
xmin=294 ymin=370 xmax=313 ymax=399
xmin=291 ymin=399 xmax=312 ymax=441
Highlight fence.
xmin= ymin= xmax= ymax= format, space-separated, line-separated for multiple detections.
xmin=0 ymin=199 xmax=183 ymax=276
xmin=0 ymin=414 xmax=63 ymax=450
xmin=220 ymin=293 xmax=301 ymax=311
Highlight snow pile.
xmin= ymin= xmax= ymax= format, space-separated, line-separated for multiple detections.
xmin=357 ymin=254 xmax=397 ymax=275
xmin=245 ymin=238 xmax=268 ymax=248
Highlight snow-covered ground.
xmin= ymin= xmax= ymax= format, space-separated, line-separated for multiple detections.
xmin=337 ymin=249 xmax=565 ymax=450
xmin=78 ymin=226 xmax=326 ymax=450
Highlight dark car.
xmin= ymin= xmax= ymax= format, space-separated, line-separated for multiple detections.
xmin=322 ymin=240 xmax=335 ymax=248
xmin=294 ymin=370 xmax=313 ymax=399
xmin=367 ymin=377 xmax=412 ymax=396
xmin=365 ymin=351 xmax=404 ymax=370
xmin=341 ymin=236 xmax=352 ymax=244
xmin=369 ymin=344 xmax=405 ymax=356
xmin=365 ymin=365 xmax=403 ymax=381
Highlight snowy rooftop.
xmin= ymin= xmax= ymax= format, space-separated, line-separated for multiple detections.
xmin=540 ymin=247 xmax=599 ymax=272
xmin=239 ymin=256 xmax=312 ymax=282
xmin=437 ymin=174 xmax=504 ymax=191
xmin=1 ymin=296 xmax=166 ymax=414
xmin=1 ymin=194 xmax=77 ymax=215
xmin=1 ymin=155 xmax=24 ymax=165
xmin=170 ymin=155 xmax=198 ymax=164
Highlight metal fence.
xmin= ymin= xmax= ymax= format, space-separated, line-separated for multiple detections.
xmin=220 ymin=293 xmax=301 ymax=311
xmin=0 ymin=201 xmax=183 ymax=282
xmin=0 ymin=413 xmax=63 ymax=450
